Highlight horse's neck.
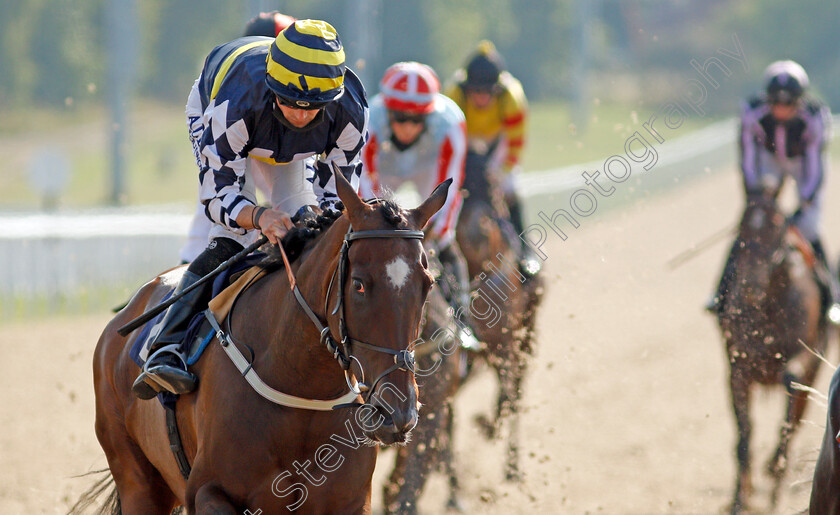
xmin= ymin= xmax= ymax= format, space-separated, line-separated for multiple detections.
xmin=245 ymin=217 xmax=352 ymax=399
xmin=729 ymin=235 xmax=798 ymax=310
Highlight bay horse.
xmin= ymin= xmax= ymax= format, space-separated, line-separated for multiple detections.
xmin=455 ymin=147 xmax=544 ymax=481
xmin=716 ymin=193 xmax=826 ymax=513
xmin=81 ymin=171 xmax=451 ymax=514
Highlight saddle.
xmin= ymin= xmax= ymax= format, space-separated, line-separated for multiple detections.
xmin=129 ymin=257 xmax=267 ymax=380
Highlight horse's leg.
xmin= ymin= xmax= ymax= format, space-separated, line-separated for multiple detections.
xmin=383 ymin=446 xmax=408 ymax=514
xmin=474 ymin=352 xmax=507 ymax=440
xmin=191 ymin=483 xmax=239 ymax=514
xmin=729 ymin=366 xmax=752 ymax=514
xmin=440 ymin=401 xmax=464 ymax=511
xmin=95 ymin=414 xmax=179 ymax=514
xmin=767 ymin=352 xmax=823 ymax=507
xmin=503 ymin=356 xmax=526 ymax=482
xmin=386 ymin=398 xmax=447 ymax=514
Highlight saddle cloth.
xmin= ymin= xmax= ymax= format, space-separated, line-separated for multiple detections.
xmin=128 ymin=255 xmax=267 ymax=373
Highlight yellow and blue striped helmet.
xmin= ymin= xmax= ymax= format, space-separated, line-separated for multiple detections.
xmin=266 ymin=19 xmax=346 ymax=108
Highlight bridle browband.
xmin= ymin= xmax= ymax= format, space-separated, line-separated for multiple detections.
xmin=275 ymin=221 xmax=425 ymax=404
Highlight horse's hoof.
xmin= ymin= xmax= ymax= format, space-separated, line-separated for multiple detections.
xmin=474 ymin=414 xmax=496 ymax=439
xmin=730 ymin=494 xmax=749 ymax=515
xmin=505 ymin=468 xmax=523 ymax=482
xmin=445 ymin=496 xmax=466 ymax=512
xmin=765 ymin=455 xmax=786 ymax=479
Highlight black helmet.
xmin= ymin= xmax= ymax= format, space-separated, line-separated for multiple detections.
xmin=764 ymin=60 xmax=809 ymax=105
xmin=464 ymin=40 xmax=505 ymax=91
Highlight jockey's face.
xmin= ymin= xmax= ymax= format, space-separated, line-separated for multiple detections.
xmin=389 ymin=112 xmax=426 ymax=146
xmin=467 ymin=90 xmax=493 ymax=109
xmin=276 ymin=99 xmax=322 ymax=128
xmin=770 ymin=101 xmax=797 ymax=123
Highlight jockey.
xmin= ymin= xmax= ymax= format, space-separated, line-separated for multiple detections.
xmin=134 ymin=19 xmax=369 ymax=399
xmin=360 ymin=62 xmax=472 ymax=321
xmin=707 ymin=60 xmax=840 ymax=322
xmin=243 ymin=10 xmax=296 ymax=37
xmin=444 ymin=40 xmax=538 ymax=273
xmin=179 ymin=10 xmax=297 ymax=263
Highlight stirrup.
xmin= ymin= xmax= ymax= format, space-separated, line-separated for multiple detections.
xmin=132 ymin=345 xmax=183 ymax=399
xmin=457 ymin=326 xmax=481 ymax=351
xmin=827 ymin=303 xmax=840 ymax=326
xmin=519 ymin=255 xmax=541 ymax=277
xmin=143 ymin=345 xmax=197 ymax=395
xmin=704 ymin=295 xmax=721 ymax=314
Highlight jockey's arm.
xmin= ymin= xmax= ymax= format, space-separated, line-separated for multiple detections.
xmin=738 ymin=101 xmax=763 ymax=195
xmin=499 ymin=77 xmax=528 ymax=175
xmin=310 ymin=108 xmax=369 ymax=212
xmin=798 ymin=104 xmax=831 ymax=205
xmin=359 ymin=132 xmax=380 ymax=200
xmin=196 ymin=110 xmax=254 ymax=235
xmin=429 ymin=122 xmax=467 ymax=246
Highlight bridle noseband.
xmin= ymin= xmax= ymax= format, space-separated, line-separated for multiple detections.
xmin=277 ymin=223 xmax=425 ymax=404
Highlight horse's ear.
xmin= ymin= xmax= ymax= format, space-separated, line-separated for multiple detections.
xmin=410 ymin=179 xmax=452 ymax=229
xmin=333 ymin=166 xmax=367 ymax=219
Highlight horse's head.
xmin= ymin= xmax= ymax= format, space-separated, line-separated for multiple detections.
xmin=729 ymin=192 xmax=788 ymax=307
xmin=462 ymin=148 xmax=493 ymax=205
xmin=330 ymin=170 xmax=450 ymax=445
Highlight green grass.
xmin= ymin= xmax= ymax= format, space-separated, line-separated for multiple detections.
xmin=1 ymin=100 xmax=198 ymax=210
xmin=0 ymin=283 xmax=136 ymax=326
xmin=0 ymin=99 xmax=721 ymax=210
xmin=521 ymin=100 xmax=714 ymax=171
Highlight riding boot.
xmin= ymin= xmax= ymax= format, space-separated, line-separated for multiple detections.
xmin=706 ymin=238 xmax=740 ymax=314
xmin=506 ymin=195 xmax=541 ymax=277
xmin=810 ymin=240 xmax=840 ymax=325
xmin=131 ymin=270 xmax=204 ymax=399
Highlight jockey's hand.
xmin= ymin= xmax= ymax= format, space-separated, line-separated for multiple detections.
xmin=258 ymin=208 xmax=294 ymax=245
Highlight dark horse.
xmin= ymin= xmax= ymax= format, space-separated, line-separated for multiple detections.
xmin=810 ymin=365 xmax=840 ymax=514
xmin=379 ymin=148 xmax=544 ymax=513
xmin=456 ymin=147 xmax=543 ymax=482
xmin=81 ymin=172 xmax=451 ymax=514
xmin=382 ymin=256 xmax=465 ymax=514
xmin=716 ymin=193 xmax=826 ymax=514
xmin=811 ymin=265 xmax=840 ymax=513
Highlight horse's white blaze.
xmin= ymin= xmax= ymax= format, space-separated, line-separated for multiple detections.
xmin=385 ymin=257 xmax=410 ymax=290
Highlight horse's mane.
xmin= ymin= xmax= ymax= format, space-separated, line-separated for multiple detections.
xmin=259 ymin=198 xmax=408 ymax=273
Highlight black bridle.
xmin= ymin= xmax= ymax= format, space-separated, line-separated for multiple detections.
xmin=278 ymin=223 xmax=425 ymax=403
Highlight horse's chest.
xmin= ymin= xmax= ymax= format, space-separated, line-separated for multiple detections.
xmin=725 ymin=326 xmax=799 ymax=380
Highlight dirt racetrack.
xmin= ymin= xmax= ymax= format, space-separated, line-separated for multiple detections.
xmin=2 ymin=165 xmax=839 ymax=514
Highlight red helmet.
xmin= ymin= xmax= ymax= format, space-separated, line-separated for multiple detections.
xmin=243 ymin=11 xmax=296 ymax=37
xmin=380 ymin=62 xmax=440 ymax=114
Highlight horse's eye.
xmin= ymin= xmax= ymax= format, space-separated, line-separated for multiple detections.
xmin=352 ymin=279 xmax=365 ymax=294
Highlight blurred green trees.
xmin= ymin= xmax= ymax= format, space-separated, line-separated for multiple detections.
xmin=0 ymin=0 xmax=837 ymax=112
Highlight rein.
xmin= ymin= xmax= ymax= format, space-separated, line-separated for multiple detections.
xmin=275 ymin=224 xmax=424 ymax=405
